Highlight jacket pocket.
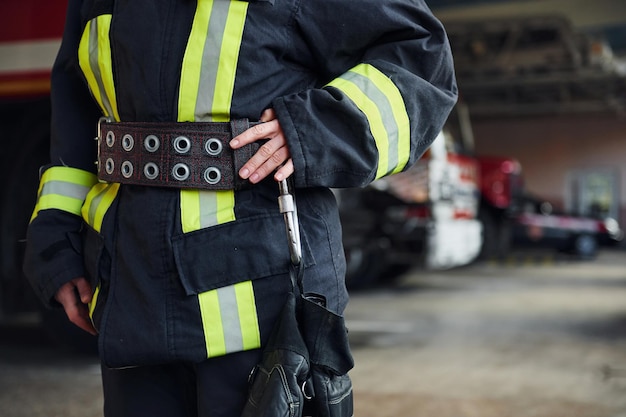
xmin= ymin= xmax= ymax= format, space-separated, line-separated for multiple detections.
xmin=81 ymin=223 xmax=110 ymax=331
xmin=172 ymin=213 xmax=314 ymax=295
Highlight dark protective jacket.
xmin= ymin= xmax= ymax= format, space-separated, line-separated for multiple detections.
xmin=24 ymin=0 xmax=457 ymax=367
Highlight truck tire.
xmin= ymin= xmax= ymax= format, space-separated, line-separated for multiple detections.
xmin=344 ymin=245 xmax=387 ymax=290
xmin=572 ymin=234 xmax=597 ymax=259
xmin=478 ymin=208 xmax=511 ymax=259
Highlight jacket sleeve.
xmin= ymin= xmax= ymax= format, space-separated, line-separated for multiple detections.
xmin=23 ymin=0 xmax=102 ymax=307
xmin=272 ymin=0 xmax=457 ymax=189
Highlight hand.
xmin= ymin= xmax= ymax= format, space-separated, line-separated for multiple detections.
xmin=54 ymin=277 xmax=97 ymax=335
xmin=230 ymin=108 xmax=294 ymax=184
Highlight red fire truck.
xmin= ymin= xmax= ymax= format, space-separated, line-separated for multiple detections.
xmin=337 ymin=102 xmax=505 ymax=288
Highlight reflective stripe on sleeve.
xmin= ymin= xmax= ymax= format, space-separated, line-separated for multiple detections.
xmin=326 ymin=63 xmax=411 ymax=179
xmin=197 ymin=280 xmax=261 ymax=358
xmin=30 ymin=167 xmax=98 ymax=221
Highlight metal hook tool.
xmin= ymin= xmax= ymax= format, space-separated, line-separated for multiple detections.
xmin=278 ymin=178 xmax=302 ymax=266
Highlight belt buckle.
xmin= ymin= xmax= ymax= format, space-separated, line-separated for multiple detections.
xmin=96 ymin=117 xmax=113 ymax=143
xmin=95 ymin=117 xmax=113 ymax=171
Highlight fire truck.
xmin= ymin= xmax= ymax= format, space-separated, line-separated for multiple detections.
xmin=338 ymin=104 xmax=484 ymax=287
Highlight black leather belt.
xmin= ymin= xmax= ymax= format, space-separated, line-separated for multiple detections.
xmin=96 ymin=118 xmax=261 ymax=190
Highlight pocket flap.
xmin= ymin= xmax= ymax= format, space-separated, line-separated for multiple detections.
xmin=172 ymin=214 xmax=313 ymax=295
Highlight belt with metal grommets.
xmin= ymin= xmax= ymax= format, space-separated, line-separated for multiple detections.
xmin=96 ymin=118 xmax=261 ymax=190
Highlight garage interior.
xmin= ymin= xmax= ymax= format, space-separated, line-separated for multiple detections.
xmin=429 ymin=0 xmax=626 ymax=227
xmin=2 ymin=2 xmax=626 ymax=417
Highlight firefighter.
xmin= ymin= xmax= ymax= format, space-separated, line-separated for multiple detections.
xmin=23 ymin=0 xmax=457 ymax=416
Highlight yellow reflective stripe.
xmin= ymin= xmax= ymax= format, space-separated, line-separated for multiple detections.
xmin=198 ymin=280 xmax=260 ymax=358
xmin=198 ymin=289 xmax=226 ymax=357
xmin=95 ymin=16 xmax=119 ymax=121
xmin=33 ymin=195 xmax=85 ymax=219
xmin=234 ymin=281 xmax=261 ymax=350
xmin=78 ymin=16 xmax=120 ymax=121
xmin=327 ymin=63 xmax=411 ymax=178
xmin=180 ymin=189 xmax=235 ymax=233
xmin=178 ymin=0 xmax=248 ymax=122
xmin=178 ymin=0 xmax=246 ymax=232
xmin=78 ymin=21 xmax=105 ymax=114
xmin=88 ymin=284 xmax=100 ymax=319
xmin=178 ymin=0 xmax=213 ymax=121
xmin=180 ymin=190 xmax=201 ymax=231
xmin=215 ymin=190 xmax=236 ymax=224
xmin=212 ymin=2 xmax=247 ymax=121
xmin=30 ymin=167 xmax=98 ymax=221
xmin=331 ymin=78 xmax=389 ymax=178
xmin=81 ymin=182 xmax=120 ymax=233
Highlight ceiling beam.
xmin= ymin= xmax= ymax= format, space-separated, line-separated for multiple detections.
xmin=433 ymin=0 xmax=626 ymax=31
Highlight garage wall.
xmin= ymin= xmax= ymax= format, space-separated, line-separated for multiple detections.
xmin=472 ymin=114 xmax=626 ymax=224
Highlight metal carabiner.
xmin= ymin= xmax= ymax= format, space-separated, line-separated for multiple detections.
xmin=278 ymin=178 xmax=302 ymax=266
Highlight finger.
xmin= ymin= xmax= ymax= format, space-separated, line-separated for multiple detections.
xmin=274 ymin=158 xmax=294 ymax=182
xmin=244 ymin=143 xmax=290 ymax=184
xmin=238 ymin=139 xmax=280 ymax=179
xmin=67 ymin=304 xmax=98 ymax=335
xmin=259 ymin=108 xmax=276 ymax=122
xmin=55 ymin=281 xmax=97 ymax=335
xmin=73 ymin=277 xmax=93 ymax=304
xmin=230 ymin=120 xmax=277 ymax=148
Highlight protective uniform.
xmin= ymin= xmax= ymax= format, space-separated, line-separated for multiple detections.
xmin=24 ymin=0 xmax=456 ymax=412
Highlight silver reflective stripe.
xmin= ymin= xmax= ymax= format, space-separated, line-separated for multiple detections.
xmin=195 ymin=1 xmax=231 ymax=121
xmin=216 ymin=285 xmax=244 ymax=353
xmin=197 ymin=280 xmax=260 ymax=357
xmin=40 ymin=180 xmax=91 ymax=201
xmin=198 ymin=190 xmax=220 ymax=229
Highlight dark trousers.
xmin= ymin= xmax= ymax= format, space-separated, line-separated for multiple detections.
xmin=101 ymin=349 xmax=262 ymax=417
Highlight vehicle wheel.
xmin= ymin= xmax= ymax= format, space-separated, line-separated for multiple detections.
xmin=478 ymin=209 xmax=510 ymax=259
xmin=344 ymin=245 xmax=387 ymax=290
xmin=572 ymin=234 xmax=597 ymax=259
xmin=380 ymin=264 xmax=412 ymax=283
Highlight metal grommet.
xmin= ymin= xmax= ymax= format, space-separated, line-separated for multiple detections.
xmin=143 ymin=162 xmax=159 ymax=180
xmin=121 ymin=161 xmax=134 ymax=178
xmin=105 ymin=158 xmax=115 ymax=174
xmin=302 ymin=381 xmax=313 ymax=401
xmin=144 ymin=135 xmax=160 ymax=152
xmin=205 ymin=138 xmax=223 ymax=156
xmin=106 ymin=130 xmax=115 ymax=147
xmin=203 ymin=167 xmax=221 ymax=185
xmin=173 ymin=136 xmax=192 ymax=154
xmin=172 ymin=163 xmax=190 ymax=181
xmin=122 ymin=134 xmax=134 ymax=151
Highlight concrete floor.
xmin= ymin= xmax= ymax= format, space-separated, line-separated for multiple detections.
xmin=1 ymin=249 xmax=626 ymax=417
